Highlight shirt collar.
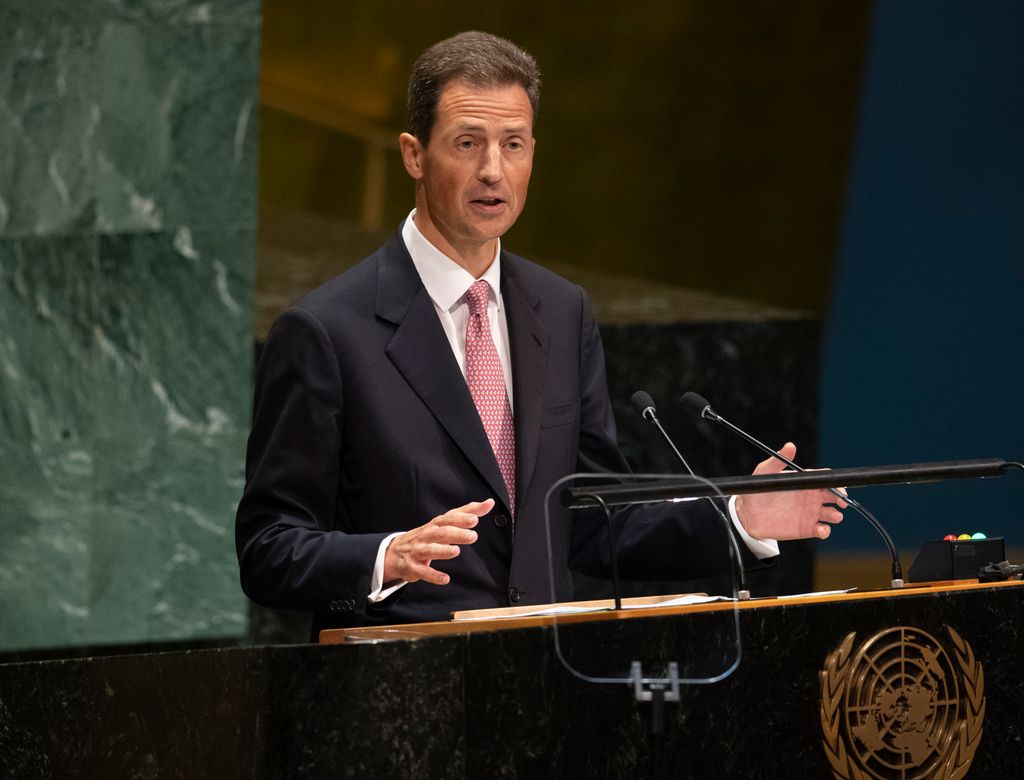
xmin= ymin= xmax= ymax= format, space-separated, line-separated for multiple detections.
xmin=402 ymin=210 xmax=502 ymax=312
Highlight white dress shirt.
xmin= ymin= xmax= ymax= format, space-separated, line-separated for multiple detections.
xmin=367 ymin=212 xmax=778 ymax=603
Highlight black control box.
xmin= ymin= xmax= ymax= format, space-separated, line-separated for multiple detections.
xmin=908 ymin=537 xmax=1006 ymax=582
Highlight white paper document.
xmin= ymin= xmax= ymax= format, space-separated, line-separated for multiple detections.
xmin=776 ymin=588 xmax=856 ymax=599
xmin=621 ymin=594 xmax=734 ymax=609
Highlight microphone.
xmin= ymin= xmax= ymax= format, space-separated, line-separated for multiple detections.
xmin=680 ymin=391 xmax=904 ymax=588
xmin=631 ymin=391 xmax=697 ymax=475
xmin=630 ymin=390 xmax=751 ymax=599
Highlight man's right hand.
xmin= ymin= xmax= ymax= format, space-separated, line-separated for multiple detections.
xmin=382 ymin=499 xmax=492 ymax=586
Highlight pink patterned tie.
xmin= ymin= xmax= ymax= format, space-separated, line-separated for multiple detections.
xmin=464 ymin=280 xmax=516 ymax=515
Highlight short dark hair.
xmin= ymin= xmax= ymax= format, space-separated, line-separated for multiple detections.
xmin=407 ymin=31 xmax=541 ymax=146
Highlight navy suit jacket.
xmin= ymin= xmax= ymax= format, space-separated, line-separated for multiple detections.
xmin=236 ymin=233 xmax=750 ymax=632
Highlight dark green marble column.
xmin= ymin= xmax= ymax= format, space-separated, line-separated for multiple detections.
xmin=0 ymin=1 xmax=260 ymax=651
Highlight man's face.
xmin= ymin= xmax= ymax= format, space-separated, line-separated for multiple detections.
xmin=400 ymin=81 xmax=535 ymax=269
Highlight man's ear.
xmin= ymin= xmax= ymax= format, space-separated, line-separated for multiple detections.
xmin=399 ymin=132 xmax=425 ymax=180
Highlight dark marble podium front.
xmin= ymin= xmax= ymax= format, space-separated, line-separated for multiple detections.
xmin=2 ymin=582 xmax=1022 ymax=778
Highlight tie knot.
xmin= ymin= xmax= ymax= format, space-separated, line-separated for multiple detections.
xmin=465 ymin=280 xmax=491 ymax=317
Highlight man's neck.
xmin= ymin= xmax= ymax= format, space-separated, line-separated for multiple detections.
xmin=412 ymin=211 xmax=497 ymax=279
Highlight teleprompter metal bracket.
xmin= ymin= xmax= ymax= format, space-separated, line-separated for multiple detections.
xmin=630 ymin=661 xmax=681 ymax=703
xmin=631 ymin=661 xmax=681 ymax=736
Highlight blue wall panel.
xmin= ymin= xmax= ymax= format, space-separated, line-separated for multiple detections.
xmin=821 ymin=1 xmax=1024 ymax=551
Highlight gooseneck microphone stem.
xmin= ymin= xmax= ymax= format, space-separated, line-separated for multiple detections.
xmin=581 ymin=491 xmax=622 ymax=611
xmin=682 ymin=392 xmax=904 ymax=588
xmin=648 ymin=413 xmax=697 ymax=477
xmin=631 ymin=391 xmax=751 ymax=599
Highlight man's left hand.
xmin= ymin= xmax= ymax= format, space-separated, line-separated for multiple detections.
xmin=735 ymin=442 xmax=846 ymax=541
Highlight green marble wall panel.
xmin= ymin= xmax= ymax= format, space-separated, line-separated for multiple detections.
xmin=94 ymin=21 xmax=259 ymax=233
xmin=0 ymin=1 xmax=259 ymax=652
xmin=1 ymin=2 xmax=260 ymax=237
xmin=0 ymin=237 xmax=98 ymax=646
xmin=0 ymin=11 xmax=98 ymax=235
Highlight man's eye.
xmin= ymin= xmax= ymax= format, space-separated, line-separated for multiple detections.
xmin=506 ymin=141 xmax=522 ymax=151
xmin=457 ymin=140 xmax=475 ymax=150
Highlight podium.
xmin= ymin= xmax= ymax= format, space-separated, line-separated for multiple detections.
xmin=3 ymin=580 xmax=1021 ymax=778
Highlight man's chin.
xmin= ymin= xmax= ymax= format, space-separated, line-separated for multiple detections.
xmin=465 ymin=212 xmax=518 ymax=241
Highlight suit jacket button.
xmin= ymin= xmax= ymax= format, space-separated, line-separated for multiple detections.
xmin=328 ymin=600 xmax=341 ymax=613
xmin=509 ymin=587 xmax=521 ymax=603
xmin=493 ymin=513 xmax=509 ymax=528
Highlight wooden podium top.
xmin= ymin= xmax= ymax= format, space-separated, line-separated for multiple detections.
xmin=318 ymin=578 xmax=1024 ymax=645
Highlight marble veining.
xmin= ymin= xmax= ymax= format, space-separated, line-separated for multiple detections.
xmin=0 ymin=4 xmax=259 ymax=239
xmin=3 ymin=585 xmax=1022 ymax=777
xmin=0 ymin=0 xmax=260 ymax=652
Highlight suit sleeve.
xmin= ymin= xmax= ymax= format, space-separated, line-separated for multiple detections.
xmin=235 ymin=306 xmax=388 ymax=612
xmin=567 ymin=289 xmax=771 ymax=581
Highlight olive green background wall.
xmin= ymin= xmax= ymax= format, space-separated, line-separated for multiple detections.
xmin=256 ymin=1 xmax=871 ymax=322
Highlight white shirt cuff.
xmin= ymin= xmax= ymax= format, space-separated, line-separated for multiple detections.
xmin=728 ymin=495 xmax=780 ymax=560
xmin=368 ymin=532 xmax=409 ymax=603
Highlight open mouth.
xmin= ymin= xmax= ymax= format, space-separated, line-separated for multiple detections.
xmin=471 ymin=198 xmax=506 ymax=207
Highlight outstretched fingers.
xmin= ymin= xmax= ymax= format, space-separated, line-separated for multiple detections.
xmin=752 ymin=442 xmax=798 ymax=475
xmin=404 ymin=558 xmax=453 ymax=586
xmin=383 ymin=498 xmax=494 ymax=585
xmin=820 ymin=506 xmax=845 ymax=525
xmin=825 ymin=487 xmax=849 ymax=510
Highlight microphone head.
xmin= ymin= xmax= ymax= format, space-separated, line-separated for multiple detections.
xmin=630 ymin=390 xmax=657 ymax=419
xmin=680 ymin=391 xmax=714 ymax=420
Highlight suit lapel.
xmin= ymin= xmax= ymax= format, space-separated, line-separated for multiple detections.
xmin=377 ymin=236 xmax=512 ymax=510
xmin=502 ymin=255 xmax=550 ymax=512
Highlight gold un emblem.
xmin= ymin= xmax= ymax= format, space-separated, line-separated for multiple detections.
xmin=819 ymin=626 xmax=984 ymax=779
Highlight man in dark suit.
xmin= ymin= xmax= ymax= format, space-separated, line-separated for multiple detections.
xmin=236 ymin=31 xmax=844 ymax=633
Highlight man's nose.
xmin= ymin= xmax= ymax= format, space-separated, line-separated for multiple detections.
xmin=477 ymin=145 xmax=502 ymax=183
